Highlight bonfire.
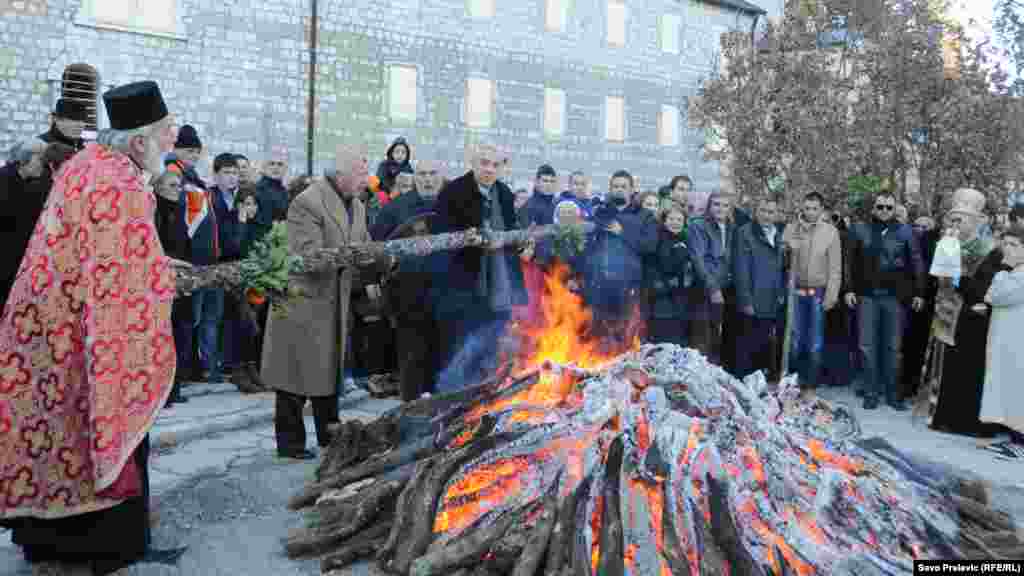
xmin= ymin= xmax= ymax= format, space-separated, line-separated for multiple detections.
xmin=285 ymin=264 xmax=1022 ymax=575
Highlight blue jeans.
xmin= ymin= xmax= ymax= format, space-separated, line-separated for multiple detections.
xmin=192 ymin=288 xmax=224 ymax=381
xmin=857 ymin=294 xmax=905 ymax=403
xmin=790 ymin=289 xmax=825 ymax=386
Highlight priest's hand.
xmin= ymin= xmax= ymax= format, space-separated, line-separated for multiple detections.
xmin=366 ymin=284 xmax=382 ymax=300
xmin=912 ymin=297 xmax=924 ymax=312
xmin=167 ymin=258 xmax=193 ymax=269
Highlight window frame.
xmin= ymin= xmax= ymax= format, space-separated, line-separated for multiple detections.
xmin=607 ymin=0 xmax=627 ymax=47
xmin=543 ymin=87 xmax=566 ymax=138
xmin=604 ymin=95 xmax=625 ymax=142
xmin=465 ymin=77 xmax=495 ymax=129
xmin=658 ymin=104 xmax=681 ymax=147
xmin=75 ymin=0 xmax=185 ymax=39
xmin=660 ymin=13 xmax=682 ymax=54
xmin=466 ymin=0 xmax=496 ymax=19
xmin=545 ymin=0 xmax=570 ymax=33
xmin=387 ymin=65 xmax=419 ymax=124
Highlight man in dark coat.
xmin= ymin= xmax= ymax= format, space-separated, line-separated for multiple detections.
xmin=254 ymin=146 xmax=290 ymax=231
xmin=580 ymin=170 xmax=659 ymax=340
xmin=430 ymin=143 xmax=529 ymax=392
xmin=39 ymin=98 xmax=86 ymax=151
xmin=844 ymin=192 xmax=925 ymax=410
xmin=0 ymin=140 xmax=48 ymax=312
xmin=688 ymin=192 xmax=735 ymax=366
xmin=518 ymin=164 xmax=560 ymax=266
xmin=733 ymin=195 xmax=786 ymax=378
xmin=386 ymin=212 xmax=440 ymax=400
xmin=371 ymin=164 xmax=435 ymax=241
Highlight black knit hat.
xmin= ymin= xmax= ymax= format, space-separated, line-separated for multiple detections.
xmin=174 ymin=125 xmax=203 ymax=150
xmin=536 ymin=164 xmax=557 ymax=178
xmin=102 ymin=81 xmax=169 ymax=131
xmin=54 ymin=98 xmax=88 ymax=122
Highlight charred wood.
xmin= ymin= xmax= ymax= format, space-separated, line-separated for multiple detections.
xmin=283 ymin=479 xmax=403 ymax=559
xmin=319 ymin=520 xmax=393 ymax=572
xmin=408 ymin=506 xmax=521 ymax=576
xmin=512 ymin=479 xmax=560 ymax=576
xmin=596 ymin=437 xmax=625 ymax=576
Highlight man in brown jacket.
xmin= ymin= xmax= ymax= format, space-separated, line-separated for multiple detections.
xmin=261 ymin=143 xmax=379 ymax=459
xmin=782 ymin=191 xmax=842 ymax=389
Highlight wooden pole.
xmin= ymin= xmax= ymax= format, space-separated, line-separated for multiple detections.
xmin=173 ymin=223 xmax=590 ymax=297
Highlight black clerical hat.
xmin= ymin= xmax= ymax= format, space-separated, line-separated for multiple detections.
xmin=102 ymin=81 xmax=169 ymax=131
xmin=54 ymin=98 xmax=88 ymax=122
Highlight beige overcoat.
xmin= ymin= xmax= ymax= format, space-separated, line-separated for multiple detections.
xmin=261 ymin=178 xmax=370 ymax=397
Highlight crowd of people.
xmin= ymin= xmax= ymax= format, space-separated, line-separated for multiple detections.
xmin=0 ymin=82 xmax=1022 ymax=574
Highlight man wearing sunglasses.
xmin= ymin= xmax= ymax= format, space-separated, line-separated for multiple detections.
xmin=844 ymin=192 xmax=925 ymax=410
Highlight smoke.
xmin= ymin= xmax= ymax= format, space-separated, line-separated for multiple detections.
xmin=436 ymin=317 xmax=513 ymax=394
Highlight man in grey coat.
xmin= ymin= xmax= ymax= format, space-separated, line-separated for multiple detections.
xmin=261 ymin=143 xmax=379 ymax=459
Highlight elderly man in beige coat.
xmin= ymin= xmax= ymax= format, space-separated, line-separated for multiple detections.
xmin=261 ymin=144 xmax=378 ymax=459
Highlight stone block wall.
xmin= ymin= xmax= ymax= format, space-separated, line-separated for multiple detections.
xmin=1 ymin=0 xmax=779 ymax=192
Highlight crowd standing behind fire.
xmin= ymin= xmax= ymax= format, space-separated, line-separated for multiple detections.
xmin=2 ymin=97 xmax=1023 ymax=467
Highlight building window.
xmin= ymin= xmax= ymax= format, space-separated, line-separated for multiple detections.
xmin=467 ymin=0 xmax=495 ymax=19
xmin=605 ymin=96 xmax=625 ymax=142
xmin=545 ymin=0 xmax=569 ymax=32
xmin=388 ymin=66 xmax=418 ymax=123
xmin=607 ymin=1 xmax=627 ymax=46
xmin=79 ymin=0 xmax=178 ymax=36
xmin=465 ymin=78 xmax=494 ymax=128
xmin=61 ymin=64 xmax=99 ymax=132
xmin=543 ymin=88 xmax=566 ymax=137
xmin=660 ymin=13 xmax=681 ymax=54
xmin=658 ymin=104 xmax=680 ymax=147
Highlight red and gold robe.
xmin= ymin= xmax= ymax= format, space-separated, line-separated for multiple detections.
xmin=0 ymin=143 xmax=175 ymax=520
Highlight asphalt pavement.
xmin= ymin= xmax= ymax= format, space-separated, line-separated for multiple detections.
xmin=1 ymin=384 xmax=1022 ymax=576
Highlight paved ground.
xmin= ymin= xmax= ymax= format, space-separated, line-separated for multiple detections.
xmin=1 ymin=384 xmax=1021 ymax=575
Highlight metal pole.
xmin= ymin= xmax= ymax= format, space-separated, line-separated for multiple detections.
xmin=306 ymin=0 xmax=319 ymax=177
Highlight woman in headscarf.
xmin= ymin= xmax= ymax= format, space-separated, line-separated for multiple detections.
xmin=978 ymin=223 xmax=1024 ymax=458
xmin=375 ymin=136 xmax=412 ymax=194
xmin=921 ymin=189 xmax=1002 ymax=438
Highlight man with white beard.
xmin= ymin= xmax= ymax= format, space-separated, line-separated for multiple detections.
xmin=0 ymin=81 xmax=187 ymax=575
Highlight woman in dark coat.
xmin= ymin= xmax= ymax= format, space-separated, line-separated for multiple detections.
xmin=152 ymin=171 xmax=191 ymax=405
xmin=647 ymin=201 xmax=691 ymax=346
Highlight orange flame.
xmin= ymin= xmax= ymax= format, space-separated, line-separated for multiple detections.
xmin=515 ymin=263 xmax=639 ymax=373
xmin=805 ymin=439 xmax=864 ymax=475
xmin=434 ymin=456 xmax=532 ymax=534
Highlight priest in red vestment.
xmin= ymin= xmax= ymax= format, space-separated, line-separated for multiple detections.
xmin=0 ymin=81 xmax=187 ymax=575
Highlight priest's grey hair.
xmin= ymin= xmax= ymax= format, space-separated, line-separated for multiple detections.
xmin=96 ymin=118 xmax=166 ymax=153
xmin=8 ymin=139 xmax=45 ymax=166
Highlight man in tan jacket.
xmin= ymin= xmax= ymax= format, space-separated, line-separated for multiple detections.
xmin=261 ymin=143 xmax=379 ymax=459
xmin=783 ymin=191 xmax=842 ymax=389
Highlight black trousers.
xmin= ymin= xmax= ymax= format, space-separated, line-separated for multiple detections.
xmin=736 ymin=315 xmax=776 ymax=379
xmin=395 ymin=316 xmax=438 ymax=402
xmin=720 ymin=286 xmax=739 ymax=375
xmin=274 ymin=390 xmax=338 ymax=452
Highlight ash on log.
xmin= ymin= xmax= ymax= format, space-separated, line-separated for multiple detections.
xmin=284 ymin=344 xmax=1024 ymax=576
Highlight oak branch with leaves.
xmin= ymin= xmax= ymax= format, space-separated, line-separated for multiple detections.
xmin=172 ymin=221 xmax=594 ymax=301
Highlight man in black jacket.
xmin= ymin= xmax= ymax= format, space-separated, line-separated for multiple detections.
xmin=0 ymin=140 xmax=47 ymax=312
xmin=39 ymin=98 xmax=86 ymax=151
xmin=254 ymin=146 xmax=290 ymax=230
xmin=429 ymin=143 xmax=529 ymax=392
xmin=844 ymin=192 xmax=925 ymax=410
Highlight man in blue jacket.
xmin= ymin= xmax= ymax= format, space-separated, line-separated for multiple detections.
xmin=517 ymin=164 xmax=560 ymax=266
xmin=733 ymin=194 xmax=786 ymax=378
xmin=581 ymin=170 xmax=659 ymax=340
xmin=688 ymin=192 xmax=734 ymax=365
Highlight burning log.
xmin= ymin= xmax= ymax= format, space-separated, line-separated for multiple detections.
xmin=174 ymin=224 xmax=584 ymax=296
xmin=286 ymin=262 xmax=1022 ymax=575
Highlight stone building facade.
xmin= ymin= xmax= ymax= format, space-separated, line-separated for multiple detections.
xmin=0 ymin=0 xmax=780 ymax=191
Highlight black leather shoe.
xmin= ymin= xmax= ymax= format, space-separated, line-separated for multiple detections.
xmin=862 ymin=396 xmax=879 ymax=410
xmin=278 ymin=449 xmax=316 ymax=460
xmin=854 ymin=388 xmax=865 ymax=398
xmin=887 ymin=401 xmax=909 ymax=412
